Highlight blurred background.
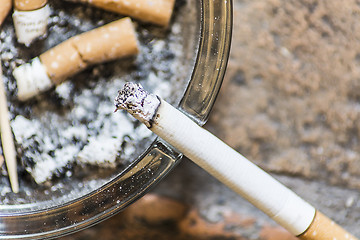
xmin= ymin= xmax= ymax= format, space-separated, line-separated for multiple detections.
xmin=60 ymin=0 xmax=360 ymax=239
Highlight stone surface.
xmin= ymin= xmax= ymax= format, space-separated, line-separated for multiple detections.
xmin=210 ymin=0 xmax=360 ymax=189
xmin=60 ymin=193 xmax=247 ymax=240
xmin=59 ymin=0 xmax=360 ymax=239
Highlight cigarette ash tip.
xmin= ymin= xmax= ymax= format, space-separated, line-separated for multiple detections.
xmin=114 ymin=82 xmax=160 ymax=127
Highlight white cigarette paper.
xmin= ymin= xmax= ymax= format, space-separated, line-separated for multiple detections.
xmin=13 ymin=17 xmax=139 ymax=101
xmin=114 ymin=82 xmax=316 ymax=236
xmin=13 ymin=57 xmax=53 ymax=101
xmin=13 ymin=0 xmax=50 ymax=46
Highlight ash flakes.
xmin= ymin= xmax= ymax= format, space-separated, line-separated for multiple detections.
xmin=11 ymin=78 xmax=162 ymax=184
xmin=1 ymin=1 xmax=189 ymax=187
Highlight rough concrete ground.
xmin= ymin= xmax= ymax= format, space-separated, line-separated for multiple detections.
xmin=211 ymin=0 xmax=360 ymax=190
xmin=62 ymin=0 xmax=360 ymax=239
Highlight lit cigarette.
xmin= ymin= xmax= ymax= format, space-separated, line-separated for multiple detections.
xmin=0 ymin=61 xmax=19 ymax=193
xmin=0 ymin=0 xmax=11 ymax=25
xmin=12 ymin=0 xmax=50 ymax=46
xmin=115 ymin=82 xmax=359 ymax=240
xmin=13 ymin=17 xmax=139 ymax=101
xmin=75 ymin=0 xmax=175 ymax=27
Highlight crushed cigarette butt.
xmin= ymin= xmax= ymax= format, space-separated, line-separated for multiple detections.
xmin=74 ymin=0 xmax=175 ymax=27
xmin=0 ymin=62 xmax=19 ymax=193
xmin=13 ymin=0 xmax=50 ymax=46
xmin=13 ymin=17 xmax=139 ymax=101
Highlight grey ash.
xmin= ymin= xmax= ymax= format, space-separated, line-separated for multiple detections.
xmin=114 ymin=82 xmax=160 ymax=128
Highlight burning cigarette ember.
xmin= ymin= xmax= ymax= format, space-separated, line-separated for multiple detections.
xmin=12 ymin=0 xmax=50 ymax=46
xmin=115 ymin=82 xmax=160 ymax=128
xmin=13 ymin=17 xmax=139 ymax=101
xmin=73 ymin=0 xmax=175 ymax=27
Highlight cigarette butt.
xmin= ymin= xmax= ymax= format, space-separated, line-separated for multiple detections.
xmin=71 ymin=17 xmax=139 ymax=66
xmin=81 ymin=0 xmax=175 ymax=27
xmin=12 ymin=0 xmax=50 ymax=46
xmin=0 ymin=0 xmax=11 ymax=25
xmin=14 ymin=0 xmax=47 ymax=11
xmin=40 ymin=17 xmax=138 ymax=85
xmin=13 ymin=57 xmax=53 ymax=101
xmin=0 ymin=62 xmax=19 ymax=193
xmin=14 ymin=18 xmax=139 ymax=100
xmin=39 ymin=40 xmax=87 ymax=85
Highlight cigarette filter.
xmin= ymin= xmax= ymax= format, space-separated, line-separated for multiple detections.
xmin=14 ymin=0 xmax=47 ymax=11
xmin=12 ymin=0 xmax=50 ymax=46
xmin=0 ymin=0 xmax=11 ymax=25
xmin=78 ymin=0 xmax=175 ymax=27
xmin=13 ymin=17 xmax=139 ymax=101
xmin=0 ymin=62 xmax=19 ymax=193
xmin=298 ymin=212 xmax=357 ymax=240
xmin=115 ymin=82 xmax=359 ymax=240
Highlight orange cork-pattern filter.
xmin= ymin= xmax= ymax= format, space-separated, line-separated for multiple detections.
xmin=71 ymin=17 xmax=139 ymax=65
xmin=12 ymin=0 xmax=50 ymax=46
xmin=298 ymin=211 xmax=358 ymax=240
xmin=0 ymin=0 xmax=11 ymax=24
xmin=40 ymin=17 xmax=138 ymax=85
xmin=80 ymin=0 xmax=175 ymax=27
xmin=39 ymin=40 xmax=86 ymax=85
xmin=14 ymin=0 xmax=47 ymax=11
